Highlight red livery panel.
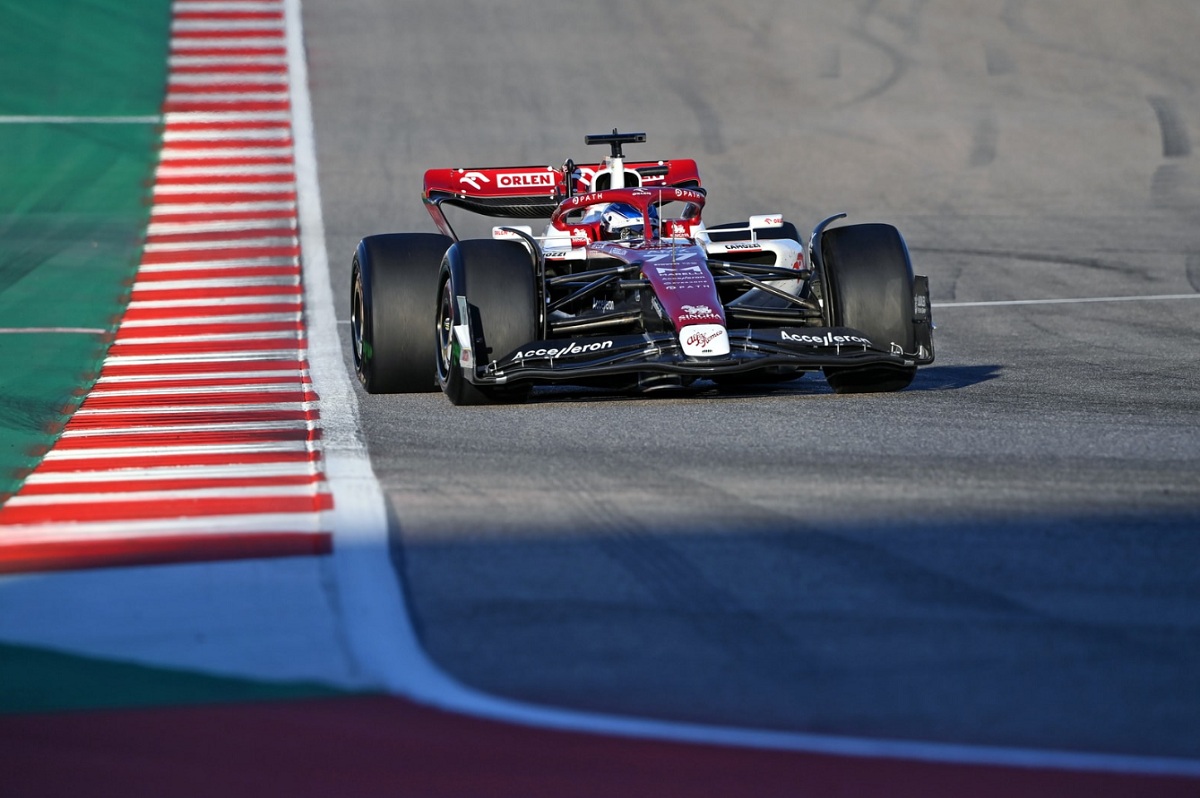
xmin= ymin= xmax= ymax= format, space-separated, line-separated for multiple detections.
xmin=423 ymin=159 xmax=702 ymax=202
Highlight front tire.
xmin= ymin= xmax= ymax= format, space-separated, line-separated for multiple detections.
xmin=818 ymin=223 xmax=918 ymax=393
xmin=351 ymin=233 xmax=451 ymax=393
xmin=435 ymin=240 xmax=537 ymax=405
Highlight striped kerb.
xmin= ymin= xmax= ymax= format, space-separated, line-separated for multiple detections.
xmin=0 ymin=0 xmax=333 ymax=573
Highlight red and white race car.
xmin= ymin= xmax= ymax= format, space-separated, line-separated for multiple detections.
xmin=350 ymin=130 xmax=934 ymax=404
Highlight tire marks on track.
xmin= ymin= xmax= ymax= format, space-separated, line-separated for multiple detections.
xmin=1186 ymin=253 xmax=1200 ymax=293
xmin=969 ymin=115 xmax=999 ymax=167
xmin=1148 ymin=95 xmax=1192 ymax=159
xmin=0 ymin=0 xmax=333 ymax=574
xmin=838 ymin=0 xmax=916 ymax=106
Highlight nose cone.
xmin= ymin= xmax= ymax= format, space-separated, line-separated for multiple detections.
xmin=679 ymin=324 xmax=730 ymax=357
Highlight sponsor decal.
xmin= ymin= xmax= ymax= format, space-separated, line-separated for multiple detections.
xmin=590 ymin=242 xmax=634 ymax=259
xmin=686 ymin=328 xmax=725 ymax=349
xmin=643 ymin=251 xmax=704 ymax=265
xmin=724 ymin=242 xmax=761 ymax=251
xmin=679 ymin=303 xmax=718 ymax=322
xmin=513 ymin=339 xmax=614 ymax=360
xmin=459 ymin=171 xmax=490 ymax=190
xmin=497 ymin=171 xmax=556 ymax=189
xmin=643 ymin=253 xmax=713 ymax=291
xmin=492 ymin=225 xmax=532 ymax=240
xmin=680 ymin=323 xmax=730 ymax=357
xmin=781 ymin=330 xmax=872 ymax=346
xmin=668 ymin=221 xmax=690 ymax=238
xmin=568 ymin=191 xmax=609 ymax=207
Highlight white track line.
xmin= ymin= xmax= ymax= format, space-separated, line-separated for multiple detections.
xmin=172 ymin=21 xmax=284 ymax=33
xmin=72 ymin=407 xmax=316 ymax=419
xmin=44 ymin=442 xmax=314 ymax=461
xmin=82 ymin=382 xmax=307 ymax=397
xmin=130 ymin=279 xmax=299 ymax=291
xmin=174 ymin=1 xmax=283 ymax=10
xmin=117 ymin=314 xmax=301 ymax=327
xmin=163 ymin=111 xmax=291 ymax=123
xmin=23 ymin=463 xmax=321 ymax=484
xmin=0 ymin=327 xmax=108 ymax=334
xmin=126 ymin=296 xmax=300 ymax=308
xmin=60 ymin=420 xmax=315 ymax=436
xmin=156 ymin=165 xmax=296 ymax=177
xmin=0 ymin=116 xmax=162 ymax=124
xmin=172 ymin=38 xmax=284 ymax=50
xmin=94 ymin=373 xmax=306 ymax=384
xmin=168 ymin=73 xmax=289 ymax=85
xmin=148 ymin=200 xmax=296 ymax=213
xmin=936 ymin=293 xmax=1200 ymax=308
xmin=0 ymin=512 xmax=328 ymax=543
xmin=284 ymin=0 xmax=1200 ymax=780
xmin=148 ymin=223 xmax=298 ymax=236
xmin=98 ymin=352 xmax=305 ymax=365
xmin=141 ymin=241 xmax=298 ymax=254
xmin=154 ymin=182 xmax=295 ymax=194
xmin=8 ymin=486 xmax=328 ymax=507
xmin=166 ymin=94 xmax=289 ymax=105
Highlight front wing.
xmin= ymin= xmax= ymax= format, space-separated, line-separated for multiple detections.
xmin=471 ymin=327 xmax=932 ymax=386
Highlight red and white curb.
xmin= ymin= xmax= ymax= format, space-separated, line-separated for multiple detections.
xmin=0 ymin=0 xmax=332 ymax=572
xmin=0 ymin=1 xmax=1196 ymax=792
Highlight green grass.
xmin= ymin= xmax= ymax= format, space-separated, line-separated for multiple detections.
xmin=0 ymin=0 xmax=172 ymax=495
xmin=0 ymin=0 xmax=171 ymax=116
xmin=0 ymin=0 xmax=354 ymax=716
xmin=0 ymin=642 xmax=351 ymax=714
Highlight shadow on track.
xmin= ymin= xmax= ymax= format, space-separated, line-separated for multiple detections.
xmin=909 ymin=364 xmax=1003 ymax=391
xmin=387 ymin=506 xmax=1200 ymax=759
xmin=509 ymin=364 xmax=1001 ymax=404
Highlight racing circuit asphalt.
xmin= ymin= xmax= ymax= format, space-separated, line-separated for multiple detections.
xmin=302 ymin=0 xmax=1200 ymax=759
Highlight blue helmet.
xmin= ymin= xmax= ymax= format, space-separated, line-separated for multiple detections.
xmin=600 ymin=202 xmax=656 ymax=241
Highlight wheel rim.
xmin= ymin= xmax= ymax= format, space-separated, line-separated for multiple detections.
xmin=350 ymin=269 xmax=366 ymax=373
xmin=435 ymin=279 xmax=456 ymax=385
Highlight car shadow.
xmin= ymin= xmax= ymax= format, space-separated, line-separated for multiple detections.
xmin=524 ymin=364 xmax=1002 ymax=404
xmin=907 ymin=364 xmax=1003 ymax=391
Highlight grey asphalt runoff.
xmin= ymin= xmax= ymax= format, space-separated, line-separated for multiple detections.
xmin=303 ymin=0 xmax=1200 ymax=758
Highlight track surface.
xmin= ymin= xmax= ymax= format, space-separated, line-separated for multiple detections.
xmin=305 ymin=1 xmax=1200 ymax=759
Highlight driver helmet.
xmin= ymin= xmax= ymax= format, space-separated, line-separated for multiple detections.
xmin=600 ymin=202 xmax=656 ymax=241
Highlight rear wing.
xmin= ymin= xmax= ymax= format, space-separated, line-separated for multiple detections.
xmin=423 ymin=159 xmax=702 ymax=240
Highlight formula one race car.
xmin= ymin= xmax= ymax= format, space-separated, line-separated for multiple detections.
xmin=350 ymin=130 xmax=934 ymax=404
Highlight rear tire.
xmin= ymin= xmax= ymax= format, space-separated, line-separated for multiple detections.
xmin=819 ymin=223 xmax=917 ymax=393
xmin=351 ymin=233 xmax=451 ymax=393
xmin=436 ymin=240 xmax=537 ymax=405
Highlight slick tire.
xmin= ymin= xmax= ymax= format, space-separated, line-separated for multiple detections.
xmin=436 ymin=240 xmax=537 ymax=406
xmin=819 ymin=223 xmax=918 ymax=393
xmin=351 ymin=232 xmax=452 ymax=393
